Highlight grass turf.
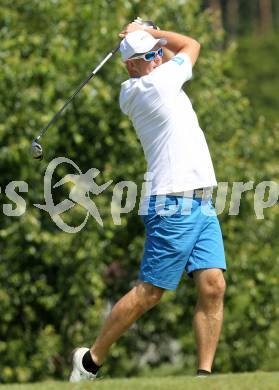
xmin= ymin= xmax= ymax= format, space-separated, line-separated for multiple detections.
xmin=1 ymin=372 xmax=279 ymax=390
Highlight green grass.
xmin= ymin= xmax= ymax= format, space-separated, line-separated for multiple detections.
xmin=1 ymin=372 xmax=279 ymax=390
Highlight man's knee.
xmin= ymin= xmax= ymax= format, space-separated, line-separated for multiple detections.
xmin=196 ymin=270 xmax=226 ymax=302
xmin=135 ymin=282 xmax=165 ymax=310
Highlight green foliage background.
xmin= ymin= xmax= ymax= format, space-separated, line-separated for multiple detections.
xmin=0 ymin=0 xmax=278 ymax=383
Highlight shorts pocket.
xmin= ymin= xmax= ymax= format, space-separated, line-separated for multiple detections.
xmin=156 ymin=197 xmax=182 ymax=218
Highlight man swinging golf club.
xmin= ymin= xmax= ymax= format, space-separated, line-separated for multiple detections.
xmin=70 ymin=21 xmax=226 ymax=382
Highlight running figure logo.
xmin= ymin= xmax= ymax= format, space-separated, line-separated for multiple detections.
xmin=34 ymin=157 xmax=112 ymax=233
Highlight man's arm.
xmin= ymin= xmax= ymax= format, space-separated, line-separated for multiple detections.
xmin=119 ymin=23 xmax=200 ymax=66
xmin=153 ymin=29 xmax=200 ymax=66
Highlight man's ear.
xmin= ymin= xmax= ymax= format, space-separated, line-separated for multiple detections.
xmin=126 ymin=60 xmax=134 ymax=72
xmin=126 ymin=60 xmax=140 ymax=77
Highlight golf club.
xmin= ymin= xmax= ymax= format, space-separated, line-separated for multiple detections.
xmin=30 ymin=18 xmax=159 ymax=161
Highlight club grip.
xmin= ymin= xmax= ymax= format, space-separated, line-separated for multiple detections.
xmin=134 ymin=17 xmax=159 ymax=30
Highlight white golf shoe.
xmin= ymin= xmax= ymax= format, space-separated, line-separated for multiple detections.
xmin=69 ymin=347 xmax=97 ymax=382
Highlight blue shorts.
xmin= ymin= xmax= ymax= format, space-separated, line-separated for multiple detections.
xmin=139 ymin=195 xmax=226 ymax=290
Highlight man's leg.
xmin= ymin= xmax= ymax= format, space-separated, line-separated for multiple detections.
xmin=90 ymin=282 xmax=165 ymax=365
xmin=193 ymin=268 xmax=226 ymax=373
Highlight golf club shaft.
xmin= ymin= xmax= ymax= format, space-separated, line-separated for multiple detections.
xmin=35 ymin=43 xmax=120 ymax=141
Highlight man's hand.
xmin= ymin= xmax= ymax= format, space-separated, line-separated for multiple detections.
xmin=119 ymin=22 xmax=145 ymax=38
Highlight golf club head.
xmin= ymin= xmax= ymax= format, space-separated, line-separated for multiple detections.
xmin=31 ymin=139 xmax=43 ymax=160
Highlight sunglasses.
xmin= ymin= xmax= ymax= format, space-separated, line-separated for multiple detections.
xmin=131 ymin=47 xmax=164 ymax=61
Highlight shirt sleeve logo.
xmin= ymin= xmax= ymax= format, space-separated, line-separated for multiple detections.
xmin=171 ymin=56 xmax=184 ymax=65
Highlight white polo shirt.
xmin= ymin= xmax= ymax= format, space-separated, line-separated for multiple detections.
xmin=119 ymin=53 xmax=217 ymax=195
